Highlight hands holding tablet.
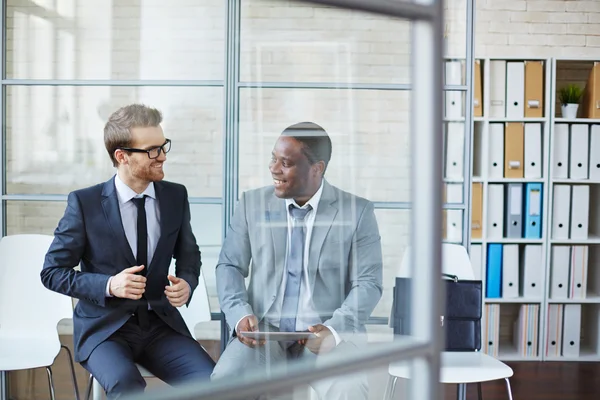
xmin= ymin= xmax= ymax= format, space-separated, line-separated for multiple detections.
xmin=303 ymin=324 xmax=336 ymax=354
xmin=236 ymin=315 xmax=265 ymax=348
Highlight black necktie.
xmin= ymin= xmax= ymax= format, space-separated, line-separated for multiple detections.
xmin=132 ymin=196 xmax=149 ymax=329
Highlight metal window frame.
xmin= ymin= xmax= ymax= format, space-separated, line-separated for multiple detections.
xmin=0 ymin=0 xmax=474 ymax=398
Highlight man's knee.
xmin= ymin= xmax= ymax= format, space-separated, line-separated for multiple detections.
xmin=312 ymin=372 xmax=368 ymax=400
xmin=84 ymin=360 xmax=145 ymax=398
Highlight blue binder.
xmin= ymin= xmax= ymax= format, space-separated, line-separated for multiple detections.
xmin=486 ymin=244 xmax=502 ymax=298
xmin=524 ymin=183 xmax=543 ymax=239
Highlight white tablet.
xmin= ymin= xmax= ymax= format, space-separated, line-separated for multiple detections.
xmin=238 ymin=331 xmax=317 ymax=341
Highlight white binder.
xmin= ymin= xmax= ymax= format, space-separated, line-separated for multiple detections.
xmin=524 ymin=123 xmax=542 ymax=178
xmin=570 ymin=185 xmax=590 ymax=240
xmin=487 ymin=184 xmax=505 ymax=239
xmin=489 ymin=60 xmax=507 ymax=118
xmin=483 ymin=304 xmax=500 ymax=357
xmin=589 ymin=124 xmax=600 ymax=180
xmin=444 ymin=122 xmax=465 ymax=180
xmin=569 ymin=245 xmax=589 ymax=299
xmin=521 ymin=245 xmax=543 ymax=298
xmin=445 ymin=61 xmax=463 ymax=118
xmin=469 ymin=244 xmax=482 ymax=280
xmin=550 ymin=246 xmax=570 ymax=299
xmin=506 ymin=62 xmax=525 ymax=119
xmin=552 ymin=185 xmax=571 ymax=239
xmin=502 ymin=244 xmax=520 ymax=298
xmin=562 ymin=304 xmax=582 ymax=358
xmin=488 ymin=123 xmax=505 ymax=179
xmin=553 ymin=124 xmax=569 ymax=179
xmin=569 ymin=124 xmax=589 ymax=180
xmin=545 ymin=304 xmax=563 ymax=357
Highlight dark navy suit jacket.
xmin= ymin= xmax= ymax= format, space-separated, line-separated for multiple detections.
xmin=41 ymin=176 xmax=201 ymax=363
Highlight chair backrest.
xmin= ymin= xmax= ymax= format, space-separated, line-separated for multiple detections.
xmin=168 ymin=260 xmax=211 ymax=339
xmin=0 ymin=234 xmax=73 ymax=334
xmin=398 ymin=243 xmax=475 ymax=280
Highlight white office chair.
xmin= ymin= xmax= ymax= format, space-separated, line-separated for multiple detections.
xmin=86 ymin=261 xmax=212 ymax=400
xmin=0 ymin=234 xmax=80 ymax=400
xmin=384 ymin=243 xmax=514 ymax=400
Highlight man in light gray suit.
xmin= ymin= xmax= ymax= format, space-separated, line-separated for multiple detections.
xmin=212 ymin=122 xmax=383 ymax=399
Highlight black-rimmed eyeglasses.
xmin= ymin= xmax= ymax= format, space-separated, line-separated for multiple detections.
xmin=119 ymin=139 xmax=171 ymax=159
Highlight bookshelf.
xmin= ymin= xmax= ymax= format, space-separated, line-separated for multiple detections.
xmin=468 ymin=56 xmax=600 ymax=362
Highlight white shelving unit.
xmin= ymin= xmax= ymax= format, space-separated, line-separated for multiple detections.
xmin=470 ymin=56 xmax=600 ymax=362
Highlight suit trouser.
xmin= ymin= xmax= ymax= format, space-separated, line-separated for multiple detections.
xmin=211 ymin=325 xmax=369 ymax=400
xmin=81 ymin=310 xmax=215 ymax=400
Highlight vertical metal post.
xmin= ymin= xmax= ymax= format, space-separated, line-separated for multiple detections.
xmin=1 ymin=0 xmax=7 ymax=398
xmin=463 ymin=0 xmax=475 ymax=250
xmin=221 ymin=0 xmax=241 ymax=353
xmin=410 ymin=0 xmax=444 ymax=399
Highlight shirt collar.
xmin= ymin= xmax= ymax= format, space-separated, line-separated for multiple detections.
xmin=285 ymin=179 xmax=324 ymax=213
xmin=114 ymin=173 xmax=156 ymax=205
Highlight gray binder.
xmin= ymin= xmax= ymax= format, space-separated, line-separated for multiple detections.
xmin=505 ymin=183 xmax=523 ymax=238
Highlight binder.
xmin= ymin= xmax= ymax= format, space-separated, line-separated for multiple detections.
xmin=589 ymin=125 xmax=600 ymax=180
xmin=523 ymin=182 xmax=542 ymax=239
xmin=570 ymin=185 xmax=590 ymax=240
xmin=524 ymin=123 xmax=542 ymax=179
xmin=471 ymin=182 xmax=483 ymax=239
xmin=489 ymin=60 xmax=507 ymax=118
xmin=506 ymin=61 xmax=525 ymax=119
xmin=445 ymin=122 xmax=465 ymax=180
xmin=505 ymin=183 xmax=523 ymax=238
xmin=488 ymin=123 xmax=505 ymax=179
xmin=504 ymin=122 xmax=524 ymax=178
xmin=562 ymin=304 xmax=582 ymax=358
xmin=524 ymin=60 xmax=544 ymax=118
xmin=487 ymin=184 xmax=505 ymax=238
xmin=483 ymin=304 xmax=500 ymax=357
xmin=469 ymin=244 xmax=483 ymax=280
xmin=502 ymin=244 xmax=519 ymax=298
xmin=552 ymin=185 xmax=571 ymax=239
xmin=582 ymin=62 xmax=600 ymax=119
xmin=486 ymin=243 xmax=503 ymax=298
xmin=545 ymin=304 xmax=564 ymax=357
xmin=474 ymin=60 xmax=483 ymax=117
xmin=550 ymin=246 xmax=571 ymax=299
xmin=514 ymin=304 xmax=539 ymax=357
xmin=552 ymin=123 xmax=570 ymax=179
xmin=569 ymin=124 xmax=589 ymax=180
xmin=442 ymin=184 xmax=463 ymax=243
xmin=521 ymin=245 xmax=543 ymax=298
xmin=445 ymin=61 xmax=463 ymax=118
xmin=569 ymin=245 xmax=589 ymax=299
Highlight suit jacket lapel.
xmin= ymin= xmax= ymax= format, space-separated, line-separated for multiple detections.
xmin=101 ymin=177 xmax=136 ymax=267
xmin=308 ymin=181 xmax=338 ymax=288
xmin=268 ymin=194 xmax=288 ymax=308
xmin=148 ymin=181 xmax=173 ymax=274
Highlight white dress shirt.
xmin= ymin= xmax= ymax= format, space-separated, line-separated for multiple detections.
xmin=105 ymin=173 xmax=161 ymax=297
xmin=236 ymin=180 xmax=341 ymax=346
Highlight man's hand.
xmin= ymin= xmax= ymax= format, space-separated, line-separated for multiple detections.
xmin=305 ymin=324 xmax=336 ymax=354
xmin=237 ymin=315 xmax=265 ymax=348
xmin=109 ymin=265 xmax=146 ymax=299
xmin=165 ymin=275 xmax=190 ymax=307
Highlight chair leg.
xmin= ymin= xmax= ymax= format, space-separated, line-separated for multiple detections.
xmin=383 ymin=376 xmax=398 ymax=400
xmin=84 ymin=374 xmax=93 ymax=400
xmin=477 ymin=381 xmax=483 ymax=400
xmin=61 ymin=345 xmax=81 ymax=400
xmin=456 ymin=383 xmax=467 ymax=400
xmin=46 ymin=367 xmax=56 ymax=400
xmin=504 ymin=378 xmax=513 ymax=400
xmin=92 ymin=376 xmax=103 ymax=400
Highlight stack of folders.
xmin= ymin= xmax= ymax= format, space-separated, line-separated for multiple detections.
xmin=546 ymin=304 xmax=583 ymax=358
xmin=486 ymin=183 xmax=543 ymax=240
xmin=486 ymin=244 xmax=543 ymax=299
xmin=553 ymin=124 xmax=600 ymax=182
xmin=513 ymin=304 xmax=540 ymax=358
xmin=550 ymin=246 xmax=589 ymax=300
xmin=483 ymin=304 xmax=500 ymax=357
xmin=488 ymin=122 xmax=543 ymax=181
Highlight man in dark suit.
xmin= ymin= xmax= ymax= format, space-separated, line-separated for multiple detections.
xmin=41 ymin=104 xmax=215 ymax=399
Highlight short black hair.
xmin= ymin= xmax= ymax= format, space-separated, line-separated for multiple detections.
xmin=281 ymin=122 xmax=332 ymax=172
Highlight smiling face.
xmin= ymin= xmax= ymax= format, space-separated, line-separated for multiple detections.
xmin=269 ymin=136 xmax=324 ymax=206
xmin=114 ymin=125 xmax=167 ymax=191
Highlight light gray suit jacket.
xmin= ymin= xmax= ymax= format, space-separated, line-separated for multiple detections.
xmin=216 ymin=180 xmax=383 ymax=342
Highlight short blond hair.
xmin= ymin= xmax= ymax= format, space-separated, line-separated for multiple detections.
xmin=104 ymin=104 xmax=163 ymax=167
